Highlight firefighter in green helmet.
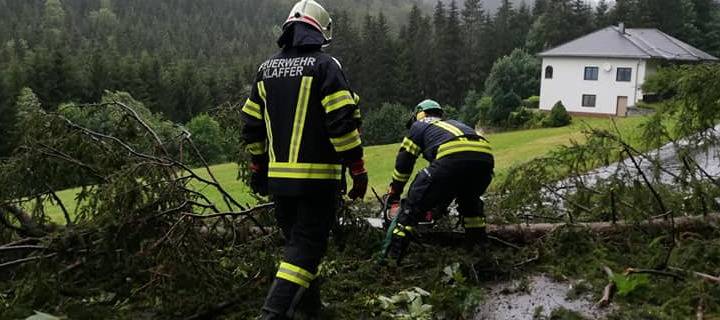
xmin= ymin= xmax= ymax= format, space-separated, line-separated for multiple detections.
xmin=382 ymin=99 xmax=495 ymax=264
xmin=241 ymin=1 xmax=367 ymax=318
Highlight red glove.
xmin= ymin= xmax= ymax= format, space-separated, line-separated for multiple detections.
xmin=347 ymin=159 xmax=368 ymax=200
xmin=249 ymin=162 xmax=268 ymax=196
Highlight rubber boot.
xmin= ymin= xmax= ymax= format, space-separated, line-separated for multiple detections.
xmin=260 ymin=309 xmax=287 ymax=320
xmin=295 ymin=280 xmax=322 ymax=319
xmin=261 ymin=278 xmax=307 ymax=320
xmin=387 ymin=202 xmax=418 ymax=265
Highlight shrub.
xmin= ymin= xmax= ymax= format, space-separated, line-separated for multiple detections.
xmin=528 ymin=111 xmax=548 ymax=128
xmin=476 ymin=96 xmax=493 ymax=126
xmin=507 ymin=107 xmax=535 ymax=128
xmin=542 ymin=101 xmax=572 ymax=127
xmin=186 ymin=113 xmax=226 ymax=165
xmin=442 ymin=104 xmax=459 ymax=121
xmin=523 ymin=96 xmax=540 ymax=109
xmin=459 ymin=91 xmax=481 ymax=125
xmin=642 ymin=67 xmax=681 ymax=99
xmin=460 ymin=92 xmax=495 ymax=128
xmin=487 ymin=92 xmax=521 ymax=126
xmin=483 ymin=49 xmax=540 ymax=126
xmin=484 ymin=49 xmax=541 ymax=104
xmin=363 ymin=103 xmax=410 ymax=146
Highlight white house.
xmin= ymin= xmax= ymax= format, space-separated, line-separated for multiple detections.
xmin=539 ymin=24 xmax=718 ymax=116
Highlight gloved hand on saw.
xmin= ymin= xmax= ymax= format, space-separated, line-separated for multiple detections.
xmin=383 ymin=222 xmax=415 ymax=265
xmin=386 ymin=182 xmax=403 ymax=203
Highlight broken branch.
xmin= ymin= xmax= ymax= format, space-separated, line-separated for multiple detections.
xmin=0 ymin=253 xmax=58 ymax=269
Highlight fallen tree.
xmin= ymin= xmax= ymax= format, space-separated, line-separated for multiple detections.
xmin=2 ymin=63 xmax=720 ymax=318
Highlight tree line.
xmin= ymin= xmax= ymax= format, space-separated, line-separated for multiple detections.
xmin=1 ymin=0 xmax=719 ymax=157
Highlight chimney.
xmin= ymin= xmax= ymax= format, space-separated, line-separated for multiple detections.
xmin=618 ymin=22 xmax=626 ymax=34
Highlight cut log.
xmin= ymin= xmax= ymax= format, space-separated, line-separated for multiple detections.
xmin=400 ymin=213 xmax=720 ymax=245
xmin=486 ymin=214 xmax=720 ymax=243
xmin=251 ymin=213 xmax=720 ymax=244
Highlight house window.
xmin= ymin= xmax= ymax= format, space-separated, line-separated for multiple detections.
xmin=617 ymin=67 xmax=632 ymax=82
xmin=545 ymin=66 xmax=553 ymax=79
xmin=584 ymin=67 xmax=599 ymax=80
xmin=582 ymin=94 xmax=597 ymax=107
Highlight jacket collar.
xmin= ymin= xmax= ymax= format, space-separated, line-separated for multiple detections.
xmin=277 ymin=22 xmax=325 ymax=50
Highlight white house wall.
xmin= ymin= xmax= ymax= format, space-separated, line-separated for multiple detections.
xmin=539 ymin=57 xmax=647 ymax=115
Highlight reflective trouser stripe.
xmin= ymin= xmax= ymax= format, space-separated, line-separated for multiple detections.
xmin=392 ymin=169 xmax=411 ymax=182
xmin=246 ymin=141 xmax=267 ymax=155
xmin=322 ymin=90 xmax=355 ymax=113
xmin=401 ymin=137 xmax=421 ymax=156
xmin=436 ymin=140 xmax=493 ymax=159
xmin=276 ymin=262 xmax=315 ymax=288
xmin=330 ymin=129 xmax=362 ymax=152
xmin=242 ymin=99 xmax=262 ymax=120
xmin=268 ymin=162 xmax=342 ymax=180
xmin=289 ymin=76 xmax=313 ymax=163
xmin=464 ymin=216 xmax=487 ymax=228
xmin=393 ymin=224 xmax=413 ymax=238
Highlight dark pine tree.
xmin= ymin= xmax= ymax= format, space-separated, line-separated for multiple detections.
xmin=434 ymin=0 xmax=464 ymax=106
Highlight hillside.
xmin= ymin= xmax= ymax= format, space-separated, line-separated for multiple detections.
xmin=0 ymin=0 xmax=530 ymax=59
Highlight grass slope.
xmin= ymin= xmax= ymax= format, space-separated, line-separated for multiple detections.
xmin=47 ymin=116 xmax=647 ymax=222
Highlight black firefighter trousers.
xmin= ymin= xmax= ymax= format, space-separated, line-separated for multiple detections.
xmin=399 ymin=152 xmax=494 ymax=232
xmin=262 ymin=192 xmax=337 ymax=318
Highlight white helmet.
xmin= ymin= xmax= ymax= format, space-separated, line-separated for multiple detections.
xmin=283 ymin=0 xmax=333 ymax=43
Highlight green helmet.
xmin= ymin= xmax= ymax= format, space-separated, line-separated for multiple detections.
xmin=284 ymin=0 xmax=333 ymax=44
xmin=415 ymin=99 xmax=443 ymax=114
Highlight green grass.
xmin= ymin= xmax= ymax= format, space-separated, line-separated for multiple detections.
xmin=46 ymin=116 xmax=648 ymax=222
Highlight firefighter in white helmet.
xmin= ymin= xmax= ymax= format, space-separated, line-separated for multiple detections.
xmin=241 ymin=1 xmax=366 ymax=318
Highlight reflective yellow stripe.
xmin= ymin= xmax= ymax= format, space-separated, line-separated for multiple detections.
xmin=401 ymin=137 xmax=422 ymax=156
xmin=242 ymin=99 xmax=262 ymax=120
xmin=353 ymin=108 xmax=361 ymax=119
xmin=392 ymin=169 xmax=411 ymax=182
xmin=289 ymin=76 xmax=313 ymax=162
xmin=393 ymin=224 xmax=414 ymax=237
xmin=352 ymin=93 xmax=361 ymax=104
xmin=258 ymin=81 xmax=267 ymax=103
xmin=268 ymin=162 xmax=342 ymax=180
xmin=246 ymin=141 xmax=267 ymax=155
xmin=464 ymin=216 xmax=487 ymax=228
xmin=263 ymin=103 xmax=276 ymax=162
xmin=433 ymin=121 xmax=465 ymax=136
xmin=330 ymin=129 xmax=362 ymax=152
xmin=277 ymin=272 xmax=310 ymax=288
xmin=436 ymin=140 xmax=493 ymax=159
xmin=279 ymin=262 xmax=315 ymax=279
xmin=322 ymin=90 xmax=355 ymax=113
xmin=276 ymin=261 xmax=315 ymax=288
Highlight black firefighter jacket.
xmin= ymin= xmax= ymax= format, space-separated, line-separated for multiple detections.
xmin=241 ymin=23 xmax=363 ymax=196
xmin=391 ymin=117 xmax=493 ymax=188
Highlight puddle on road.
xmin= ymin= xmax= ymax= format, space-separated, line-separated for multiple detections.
xmin=475 ymin=275 xmax=611 ymax=320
